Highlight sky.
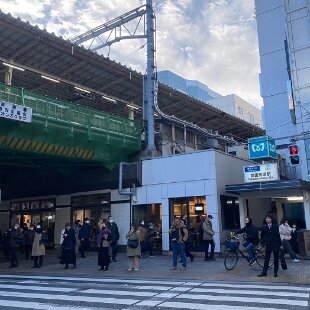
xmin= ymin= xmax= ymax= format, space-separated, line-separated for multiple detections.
xmin=0 ymin=0 xmax=262 ymax=108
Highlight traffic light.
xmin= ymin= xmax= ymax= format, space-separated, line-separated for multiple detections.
xmin=289 ymin=145 xmax=299 ymax=165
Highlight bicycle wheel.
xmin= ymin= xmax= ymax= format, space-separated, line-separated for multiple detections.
xmin=256 ymin=247 xmax=274 ymax=268
xmin=224 ymin=250 xmax=238 ymax=270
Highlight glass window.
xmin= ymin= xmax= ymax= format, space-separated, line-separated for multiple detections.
xmin=30 ymin=201 xmax=40 ymax=210
xmin=21 ymin=202 xmax=30 ymax=211
xmin=238 ymin=107 xmax=243 ymax=115
xmin=221 ymin=196 xmax=240 ymax=230
xmin=11 ymin=203 xmax=20 ymax=211
xmin=282 ymin=202 xmax=306 ymax=229
xmin=41 ymin=200 xmax=55 ymax=209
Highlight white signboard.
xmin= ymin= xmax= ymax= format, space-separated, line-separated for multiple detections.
xmin=244 ymin=163 xmax=279 ymax=183
xmin=0 ymin=101 xmax=32 ymax=123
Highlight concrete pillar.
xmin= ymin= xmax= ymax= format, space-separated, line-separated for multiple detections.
xmin=4 ymin=67 xmax=12 ymax=85
xmin=161 ymin=198 xmax=170 ymax=252
xmin=238 ymin=197 xmax=247 ymax=227
xmin=128 ymin=109 xmax=135 ymax=120
xmin=275 ymin=200 xmax=283 ymax=224
xmin=172 ymin=125 xmax=176 ymax=155
xmin=303 ymin=190 xmax=310 ymax=229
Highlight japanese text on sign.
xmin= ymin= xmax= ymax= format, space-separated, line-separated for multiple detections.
xmin=0 ymin=101 xmax=32 ymax=123
xmin=243 ymin=163 xmax=279 ymax=183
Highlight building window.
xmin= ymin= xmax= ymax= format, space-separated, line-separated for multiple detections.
xmin=221 ymin=196 xmax=240 ymax=230
xmin=238 ymin=106 xmax=243 ymax=115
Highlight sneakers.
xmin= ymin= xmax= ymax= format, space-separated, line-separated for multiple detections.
xmin=127 ymin=268 xmax=133 ymax=271
xmin=134 ymin=268 xmax=139 ymax=271
xmin=249 ymin=260 xmax=257 ymax=266
xmin=179 ymin=267 xmax=186 ymax=271
xmin=292 ymin=259 xmax=300 ymax=263
xmin=150 ymin=255 xmax=155 ymax=258
xmin=170 ymin=266 xmax=177 ymax=271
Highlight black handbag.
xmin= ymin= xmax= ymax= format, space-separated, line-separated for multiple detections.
xmin=127 ymin=239 xmax=139 ymax=249
xmin=281 ymin=258 xmax=288 ymax=270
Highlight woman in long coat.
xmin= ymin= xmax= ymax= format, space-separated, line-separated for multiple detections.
xmin=126 ymin=222 xmax=141 ymax=271
xmin=31 ymin=224 xmax=46 ymax=268
xmin=97 ymin=221 xmax=112 ymax=272
xmin=60 ymin=223 xmax=76 ymax=269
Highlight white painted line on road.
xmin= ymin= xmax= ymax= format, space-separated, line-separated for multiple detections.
xmin=176 ymin=293 xmax=308 ymax=307
xmin=0 ymin=300 xmax=99 ymax=310
xmin=0 ymin=290 xmax=139 ymax=306
xmin=202 ymin=282 xmax=310 ymax=291
xmin=191 ymin=287 xmax=309 ymax=298
xmin=18 ymin=281 xmax=50 ymax=285
xmin=155 ymin=293 xmax=179 ymax=298
xmin=160 ymin=301 xmax=293 ymax=310
xmin=183 ymin=282 xmax=202 ymax=286
xmin=135 ymin=285 xmax=172 ymax=291
xmin=170 ymin=287 xmax=192 ymax=292
xmin=136 ymin=300 xmax=163 ymax=306
xmin=0 ymin=284 xmax=76 ymax=293
xmin=83 ymin=289 xmax=156 ymax=297
xmin=0 ymin=274 xmax=184 ymax=286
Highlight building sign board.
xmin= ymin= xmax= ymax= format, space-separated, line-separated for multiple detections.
xmin=248 ymin=136 xmax=277 ymax=160
xmin=0 ymin=101 xmax=32 ymax=123
xmin=244 ymin=163 xmax=279 ymax=183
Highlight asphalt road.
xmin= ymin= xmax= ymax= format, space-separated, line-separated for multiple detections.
xmin=0 ymin=274 xmax=308 ymax=310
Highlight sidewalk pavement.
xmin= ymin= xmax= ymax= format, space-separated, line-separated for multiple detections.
xmin=0 ymin=250 xmax=309 ymax=285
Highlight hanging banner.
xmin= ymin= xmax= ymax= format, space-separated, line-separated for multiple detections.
xmin=0 ymin=101 xmax=32 ymax=123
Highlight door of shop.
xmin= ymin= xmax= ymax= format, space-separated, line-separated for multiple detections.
xmin=169 ymin=196 xmax=207 ymax=251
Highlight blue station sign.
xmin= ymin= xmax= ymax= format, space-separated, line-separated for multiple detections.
xmin=248 ymin=136 xmax=277 ymax=160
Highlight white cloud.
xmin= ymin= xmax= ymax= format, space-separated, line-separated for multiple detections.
xmin=0 ymin=0 xmax=262 ymax=107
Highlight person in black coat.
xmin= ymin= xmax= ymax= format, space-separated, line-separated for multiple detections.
xmin=258 ymin=215 xmax=281 ymax=277
xmin=236 ymin=217 xmax=259 ymax=265
xmin=7 ymin=225 xmax=19 ymax=268
xmin=78 ymin=218 xmax=90 ymax=258
xmin=61 ymin=223 xmax=76 ymax=269
xmin=24 ymin=224 xmax=35 ymax=260
xmin=107 ymin=216 xmax=120 ymax=262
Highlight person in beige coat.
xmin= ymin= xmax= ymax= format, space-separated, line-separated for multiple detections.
xmin=203 ymin=215 xmax=215 ymax=261
xmin=126 ymin=222 xmax=141 ymax=271
xmin=31 ymin=224 xmax=47 ymax=268
xmin=279 ymin=218 xmax=299 ymax=262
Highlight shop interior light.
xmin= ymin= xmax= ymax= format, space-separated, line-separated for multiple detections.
xmin=74 ymin=86 xmax=90 ymax=93
xmin=226 ymin=200 xmax=233 ymax=205
xmin=287 ymin=196 xmax=303 ymax=201
xmin=3 ymin=62 xmax=25 ymax=71
xmin=102 ymin=95 xmax=117 ymax=103
xmin=41 ymin=75 xmax=60 ymax=83
xmin=126 ymin=104 xmax=139 ymax=110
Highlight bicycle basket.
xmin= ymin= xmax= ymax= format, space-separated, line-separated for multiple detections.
xmin=225 ymin=240 xmax=240 ymax=250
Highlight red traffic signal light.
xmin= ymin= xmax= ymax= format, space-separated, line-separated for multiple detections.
xmin=289 ymin=145 xmax=298 ymax=155
xmin=289 ymin=145 xmax=299 ymax=165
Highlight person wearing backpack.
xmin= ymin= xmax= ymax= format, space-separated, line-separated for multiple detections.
xmin=169 ymin=218 xmax=188 ymax=271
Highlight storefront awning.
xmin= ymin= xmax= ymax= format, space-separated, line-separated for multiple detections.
xmin=226 ymin=180 xmax=310 ymax=194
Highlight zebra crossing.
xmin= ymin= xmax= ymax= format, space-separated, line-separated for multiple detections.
xmin=0 ymin=274 xmax=308 ymax=310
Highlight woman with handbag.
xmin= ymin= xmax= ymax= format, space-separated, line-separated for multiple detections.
xmin=97 ymin=221 xmax=112 ymax=272
xmin=126 ymin=222 xmax=141 ymax=271
xmin=31 ymin=224 xmax=47 ymax=268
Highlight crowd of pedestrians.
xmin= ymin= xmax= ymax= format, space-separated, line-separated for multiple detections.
xmin=0 ymin=213 xmax=301 ymax=275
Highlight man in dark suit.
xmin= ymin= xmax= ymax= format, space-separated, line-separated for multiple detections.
xmin=258 ymin=214 xmax=281 ymax=277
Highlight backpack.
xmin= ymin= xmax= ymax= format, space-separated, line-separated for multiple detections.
xmin=198 ymin=223 xmax=204 ymax=241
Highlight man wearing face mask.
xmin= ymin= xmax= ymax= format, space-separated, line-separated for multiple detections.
xmin=78 ymin=218 xmax=90 ymax=258
xmin=25 ymin=224 xmax=35 ymax=260
xmin=31 ymin=224 xmax=47 ymax=268
xmin=107 ymin=216 xmax=120 ymax=262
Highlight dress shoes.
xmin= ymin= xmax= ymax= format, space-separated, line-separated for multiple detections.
xmin=257 ymin=273 xmax=267 ymax=277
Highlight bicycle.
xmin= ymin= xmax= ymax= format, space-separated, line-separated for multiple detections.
xmin=224 ymin=238 xmax=274 ymax=271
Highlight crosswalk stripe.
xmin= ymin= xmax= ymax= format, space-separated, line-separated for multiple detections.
xmin=202 ymin=282 xmax=310 ymax=291
xmin=175 ymin=293 xmax=308 ymax=307
xmin=83 ymin=289 xmax=156 ymax=297
xmin=0 ymin=284 xmax=76 ymax=293
xmin=0 ymin=290 xmax=139 ymax=306
xmin=0 ymin=300 xmax=101 ymax=310
xmin=135 ymin=285 xmax=172 ymax=291
xmin=191 ymin=287 xmax=309 ymax=298
xmin=0 ymin=274 xmax=184 ymax=286
xmin=160 ymin=301 xmax=288 ymax=310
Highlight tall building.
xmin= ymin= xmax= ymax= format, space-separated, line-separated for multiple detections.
xmin=255 ymin=0 xmax=310 ymax=180
xmin=158 ymin=70 xmax=262 ymax=127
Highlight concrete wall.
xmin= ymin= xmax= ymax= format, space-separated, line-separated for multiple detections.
xmin=54 ymin=207 xmax=71 ymax=245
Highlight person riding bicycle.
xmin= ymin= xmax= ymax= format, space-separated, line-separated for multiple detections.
xmin=235 ymin=217 xmax=259 ymax=266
